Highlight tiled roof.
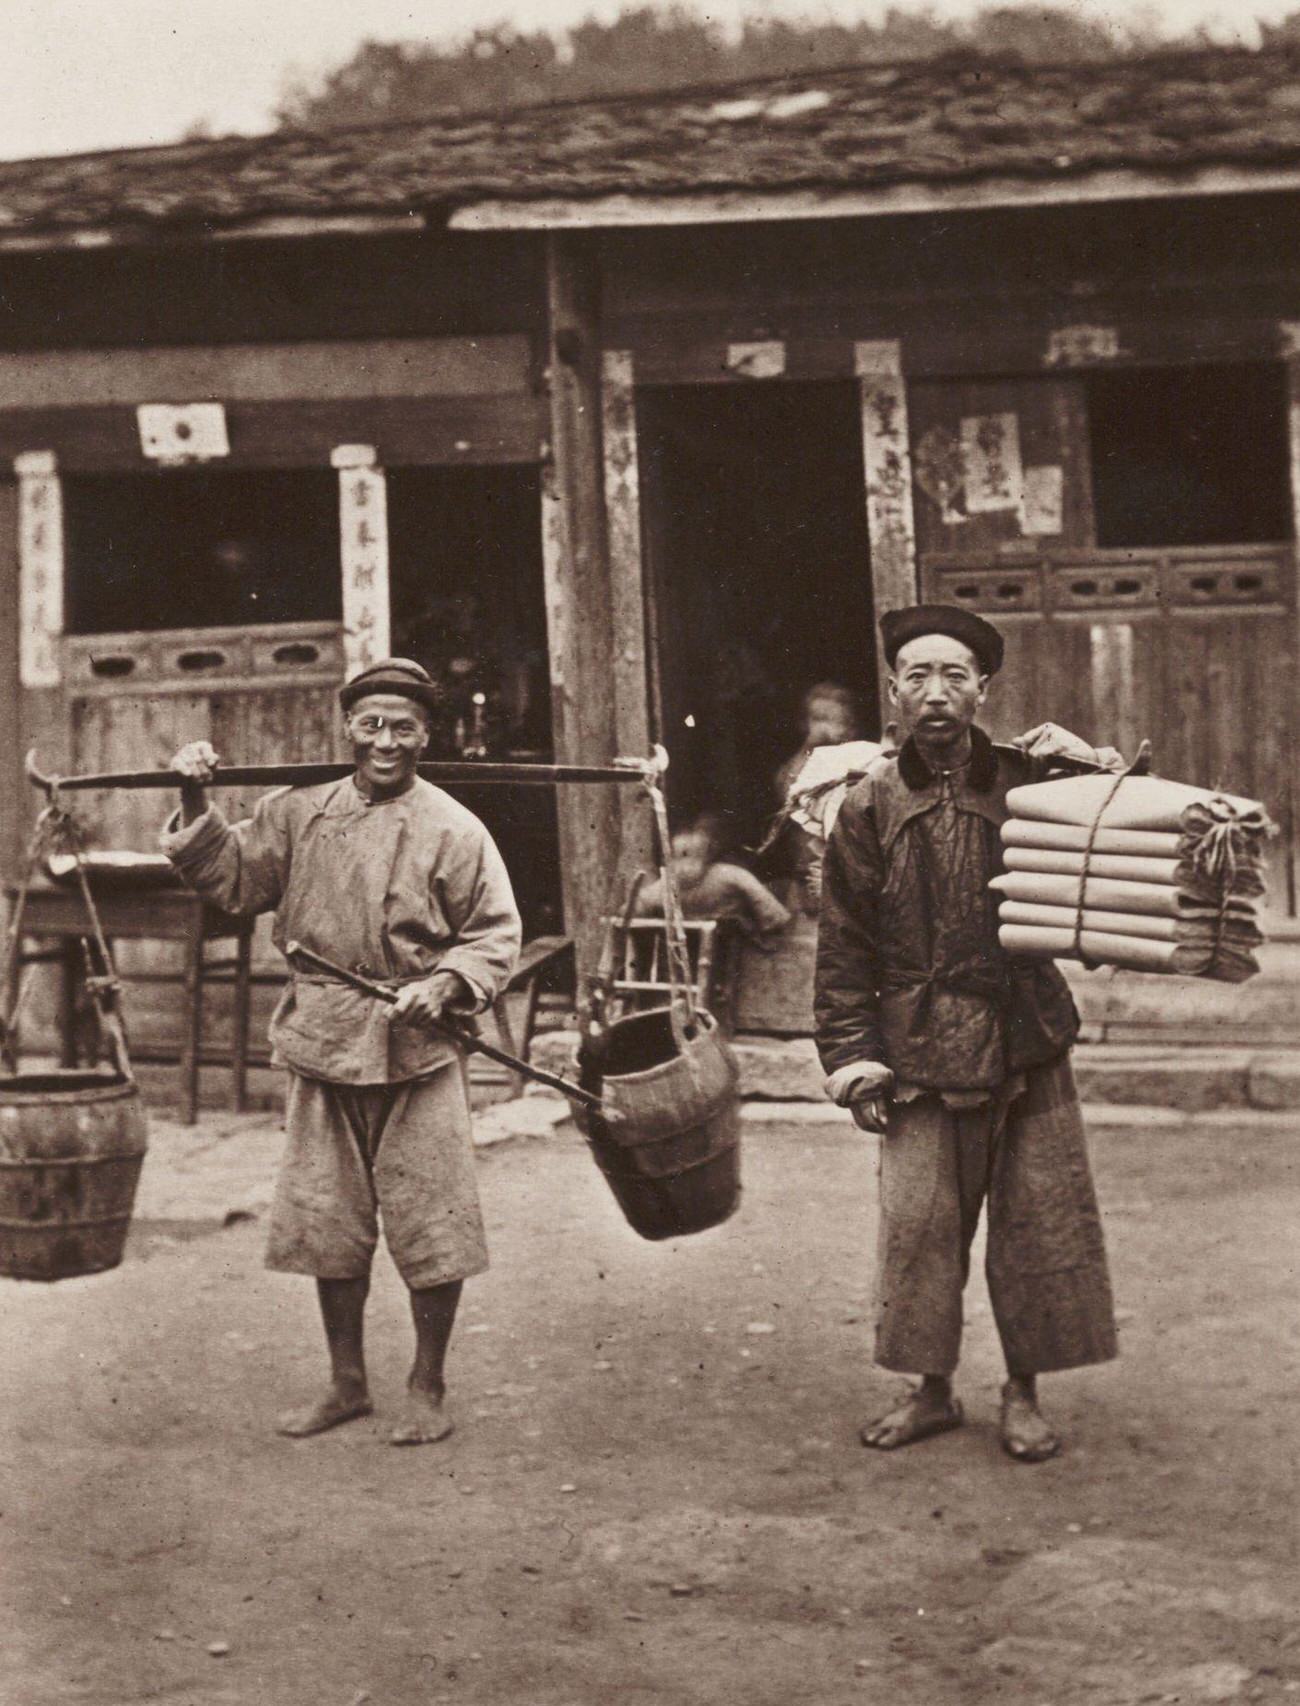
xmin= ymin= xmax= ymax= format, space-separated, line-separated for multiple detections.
xmin=3 ymin=45 xmax=1300 ymax=237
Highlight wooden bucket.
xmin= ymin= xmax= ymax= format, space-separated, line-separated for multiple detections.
xmin=579 ymin=1007 xmax=741 ymax=1241
xmin=0 ymin=1071 xmax=148 ymax=1281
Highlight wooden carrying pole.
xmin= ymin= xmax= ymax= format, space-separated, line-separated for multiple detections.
xmin=283 ymin=940 xmax=610 ymax=1116
xmin=25 ymin=749 xmax=666 ymax=796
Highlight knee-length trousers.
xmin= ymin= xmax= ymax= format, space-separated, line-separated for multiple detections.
xmin=265 ymin=1061 xmax=489 ymax=1291
xmin=874 ymin=1053 xmax=1117 ymax=1376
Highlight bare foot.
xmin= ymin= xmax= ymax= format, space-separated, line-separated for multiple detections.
xmin=1000 ymin=1381 xmax=1061 ymax=1463
xmin=276 ymin=1383 xmax=373 ymax=1439
xmin=860 ymin=1388 xmax=964 ymax=1450
xmin=388 ymin=1384 xmax=455 ymax=1447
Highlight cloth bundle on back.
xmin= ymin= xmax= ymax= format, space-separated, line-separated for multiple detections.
xmin=991 ymin=771 xmax=1275 ymax=982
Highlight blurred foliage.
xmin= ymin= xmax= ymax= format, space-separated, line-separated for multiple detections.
xmin=276 ymin=4 xmax=1182 ymax=130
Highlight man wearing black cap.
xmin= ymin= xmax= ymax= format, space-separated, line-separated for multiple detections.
xmin=163 ymin=658 xmax=521 ymax=1445
xmin=815 ymin=606 xmax=1121 ymax=1462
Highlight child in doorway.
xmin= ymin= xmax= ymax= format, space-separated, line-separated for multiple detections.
xmin=636 ymin=813 xmax=791 ymax=943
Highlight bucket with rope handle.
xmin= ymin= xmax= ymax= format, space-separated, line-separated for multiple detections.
xmin=576 ymin=782 xmax=741 ymax=1241
xmin=0 ymin=800 xmax=147 ymax=1281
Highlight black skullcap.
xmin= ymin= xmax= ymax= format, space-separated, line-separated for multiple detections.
xmin=339 ymin=656 xmax=440 ymax=716
xmin=880 ymin=605 xmax=1005 ymax=677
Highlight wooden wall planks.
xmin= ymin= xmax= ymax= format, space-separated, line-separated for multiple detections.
xmin=968 ymin=610 xmax=1298 ymax=915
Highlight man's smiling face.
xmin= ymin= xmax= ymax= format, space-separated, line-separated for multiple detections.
xmin=345 ymin=693 xmax=430 ymax=798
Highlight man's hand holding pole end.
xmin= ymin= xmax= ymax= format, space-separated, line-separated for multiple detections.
xmin=389 ymin=971 xmax=472 ymax=1030
xmin=171 ymin=740 xmax=220 ymax=826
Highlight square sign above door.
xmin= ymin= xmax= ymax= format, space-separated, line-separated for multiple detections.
xmin=137 ymin=402 xmax=230 ymax=464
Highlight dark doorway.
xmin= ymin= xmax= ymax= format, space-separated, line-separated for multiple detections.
xmin=387 ymin=465 xmax=560 ymax=936
xmin=638 ymin=382 xmax=877 ymax=850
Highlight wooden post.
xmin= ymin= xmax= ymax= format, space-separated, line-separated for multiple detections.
xmin=0 ymin=477 xmax=20 ymax=881
xmin=539 ymin=237 xmax=644 ymax=989
xmin=332 ymin=443 xmax=390 ymax=679
xmin=601 ymin=349 xmax=651 ymax=762
xmin=600 ymin=349 xmax=656 ymax=889
xmin=1278 ymin=326 xmax=1300 ymax=912
xmin=855 ymin=341 xmax=918 ymax=724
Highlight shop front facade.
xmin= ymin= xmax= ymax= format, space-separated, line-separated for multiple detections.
xmin=2 ymin=59 xmax=1299 ymax=1055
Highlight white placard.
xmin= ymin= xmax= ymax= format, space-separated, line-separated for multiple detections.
xmin=725 ymin=341 xmax=786 ymax=380
xmin=961 ymin=413 xmax=1023 ymax=514
xmin=854 ymin=339 xmax=918 ymax=608
xmin=336 ymin=448 xmax=390 ymax=679
xmin=16 ymin=451 xmax=64 ymax=688
xmin=1020 ymin=464 xmax=1065 ymax=535
xmin=137 ymin=402 xmax=230 ymax=463
xmin=1045 ymin=324 xmax=1121 ymax=367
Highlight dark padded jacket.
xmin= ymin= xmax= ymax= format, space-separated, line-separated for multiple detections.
xmin=814 ymin=726 xmax=1079 ymax=1092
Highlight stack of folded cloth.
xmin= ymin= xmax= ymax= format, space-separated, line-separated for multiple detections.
xmin=991 ymin=773 xmax=1275 ymax=982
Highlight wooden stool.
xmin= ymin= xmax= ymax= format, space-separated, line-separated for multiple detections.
xmin=4 ymin=882 xmax=255 ymax=1126
xmin=600 ymin=917 xmax=740 ymax=1031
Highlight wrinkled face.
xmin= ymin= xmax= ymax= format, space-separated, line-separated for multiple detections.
xmin=888 ymin=634 xmax=987 ymax=741
xmin=670 ymin=831 xmax=713 ymax=890
xmin=805 ymin=696 xmax=858 ymax=749
xmin=346 ymin=692 xmax=430 ymax=797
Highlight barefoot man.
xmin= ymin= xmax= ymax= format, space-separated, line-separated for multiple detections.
xmin=162 ymin=657 xmax=520 ymax=1444
xmin=815 ymin=606 xmax=1120 ymax=1462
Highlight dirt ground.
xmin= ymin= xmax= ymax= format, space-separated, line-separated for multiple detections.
xmin=2 ymin=1109 xmax=1298 ymax=1706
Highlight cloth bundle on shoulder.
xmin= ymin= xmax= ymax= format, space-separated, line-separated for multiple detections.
xmin=991 ymin=773 xmax=1275 ymax=982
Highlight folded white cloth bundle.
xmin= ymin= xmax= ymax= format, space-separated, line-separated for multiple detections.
xmin=991 ymin=870 xmax=1257 ymax=920
xmin=788 ymin=740 xmax=885 ymax=838
xmin=995 ymin=770 xmax=1274 ymax=982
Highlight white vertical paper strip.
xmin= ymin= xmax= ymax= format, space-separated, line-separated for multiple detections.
xmin=332 ymin=444 xmax=390 ymax=679
xmin=854 ymin=340 xmax=918 ymax=611
xmin=539 ymin=461 xmax=568 ymax=697
xmin=15 ymin=450 xmax=64 ymax=689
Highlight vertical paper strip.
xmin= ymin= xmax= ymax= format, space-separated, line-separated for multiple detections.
xmin=1280 ymin=329 xmax=1300 ymax=913
xmin=15 ymin=450 xmax=63 ymax=689
xmin=332 ymin=444 xmax=390 ymax=680
xmin=600 ymin=349 xmax=650 ymax=757
xmin=855 ymin=340 xmax=918 ymax=705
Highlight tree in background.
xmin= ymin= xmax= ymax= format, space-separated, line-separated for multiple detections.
xmin=276 ymin=3 xmax=1174 ymax=131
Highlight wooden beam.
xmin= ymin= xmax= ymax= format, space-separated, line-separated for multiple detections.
xmin=0 ymin=479 xmax=20 ymax=880
xmin=0 ymin=397 xmax=545 ymax=472
xmin=544 ymin=232 xmax=626 ymax=984
xmin=542 ymin=233 xmax=651 ymax=996
xmin=450 ymin=163 xmax=1300 ymax=232
xmin=600 ymin=350 xmax=651 ymax=760
xmin=1280 ymin=329 xmax=1300 ymax=915
xmin=0 ymin=212 xmax=427 ymax=253
xmin=0 ymin=336 xmax=533 ymax=409
xmin=855 ymin=340 xmax=918 ymax=722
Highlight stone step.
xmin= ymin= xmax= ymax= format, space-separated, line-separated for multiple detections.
xmin=535 ymin=1031 xmax=1300 ymax=1115
xmin=1063 ymin=937 xmax=1300 ymax=1046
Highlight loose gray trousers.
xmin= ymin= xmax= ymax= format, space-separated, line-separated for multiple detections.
xmin=873 ymin=1053 xmax=1118 ymax=1376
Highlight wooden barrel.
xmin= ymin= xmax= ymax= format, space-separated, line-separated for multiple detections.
xmin=578 ymin=1008 xmax=741 ymax=1241
xmin=0 ymin=1071 xmax=148 ymax=1281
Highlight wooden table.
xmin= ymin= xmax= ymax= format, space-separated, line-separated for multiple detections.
xmin=4 ymin=883 xmax=255 ymax=1125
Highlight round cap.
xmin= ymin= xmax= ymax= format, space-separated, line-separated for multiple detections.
xmin=339 ymin=657 xmax=440 ymax=716
xmin=880 ymin=604 xmax=1005 ymax=676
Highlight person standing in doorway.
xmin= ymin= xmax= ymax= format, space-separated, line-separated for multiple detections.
xmin=815 ymin=606 xmax=1122 ymax=1462
xmin=162 ymin=658 xmax=521 ymax=1445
